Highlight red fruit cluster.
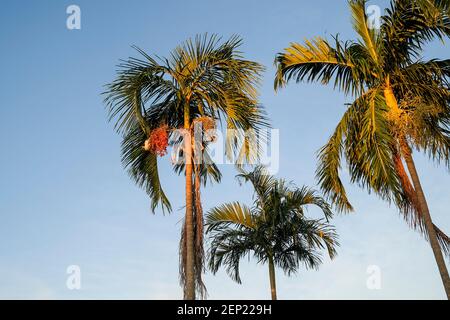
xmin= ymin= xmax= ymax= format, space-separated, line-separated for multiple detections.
xmin=148 ymin=126 xmax=169 ymax=156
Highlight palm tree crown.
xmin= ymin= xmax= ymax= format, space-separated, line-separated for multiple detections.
xmin=206 ymin=166 xmax=338 ymax=299
xmin=104 ymin=34 xmax=268 ymax=299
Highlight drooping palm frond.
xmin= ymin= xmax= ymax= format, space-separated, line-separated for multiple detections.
xmin=208 ymin=226 xmax=256 ymax=284
xmin=206 ymin=202 xmax=256 ymax=231
xmin=271 ymin=217 xmax=339 ymax=274
xmin=104 ymin=51 xmax=177 ymax=135
xmin=315 ymin=102 xmax=358 ymax=213
xmin=121 ymin=122 xmax=171 ymax=212
xmin=316 ymin=89 xmax=401 ymax=211
xmin=347 ymin=91 xmax=402 ymax=199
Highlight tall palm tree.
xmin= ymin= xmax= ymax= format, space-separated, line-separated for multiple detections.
xmin=104 ymin=34 xmax=267 ymax=299
xmin=206 ymin=166 xmax=338 ymax=300
xmin=275 ymin=0 xmax=450 ymax=298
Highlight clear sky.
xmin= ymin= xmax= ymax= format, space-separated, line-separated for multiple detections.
xmin=0 ymin=0 xmax=449 ymax=299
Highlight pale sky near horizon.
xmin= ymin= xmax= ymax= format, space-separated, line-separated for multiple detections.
xmin=0 ymin=0 xmax=449 ymax=299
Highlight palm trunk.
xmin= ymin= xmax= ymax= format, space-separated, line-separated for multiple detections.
xmin=384 ymin=80 xmax=450 ymax=299
xmin=268 ymin=255 xmax=277 ymax=300
xmin=184 ymin=105 xmax=196 ymax=300
xmin=194 ymin=163 xmax=206 ymax=298
xmin=402 ymin=141 xmax=450 ymax=299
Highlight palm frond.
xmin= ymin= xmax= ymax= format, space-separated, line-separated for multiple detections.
xmin=287 ymin=186 xmax=334 ymax=221
xmin=275 ymin=36 xmax=371 ymax=95
xmin=381 ymin=0 xmax=450 ymax=66
xmin=349 ymin=0 xmax=381 ymax=65
xmin=206 ymin=202 xmax=256 ymax=231
xmin=121 ymin=124 xmax=171 ymax=212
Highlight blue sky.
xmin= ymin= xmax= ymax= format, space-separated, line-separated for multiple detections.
xmin=0 ymin=0 xmax=449 ymax=299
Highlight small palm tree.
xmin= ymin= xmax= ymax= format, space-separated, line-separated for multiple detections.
xmin=206 ymin=166 xmax=338 ymax=300
xmin=275 ymin=0 xmax=450 ymax=298
xmin=104 ymin=34 xmax=267 ymax=299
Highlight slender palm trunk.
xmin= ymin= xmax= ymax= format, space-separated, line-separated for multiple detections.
xmin=402 ymin=142 xmax=450 ymax=299
xmin=268 ymin=255 xmax=277 ymax=300
xmin=184 ymin=105 xmax=196 ymax=300
xmin=194 ymin=162 xmax=206 ymax=298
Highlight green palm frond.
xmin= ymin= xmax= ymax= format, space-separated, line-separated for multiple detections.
xmin=418 ymin=115 xmax=450 ymax=168
xmin=121 ymin=123 xmax=171 ymax=212
xmin=381 ymin=0 xmax=450 ymax=65
xmin=347 ymin=90 xmax=399 ymax=199
xmin=315 ymin=98 xmax=361 ymax=212
xmin=272 ymin=218 xmax=338 ymax=272
xmin=206 ymin=202 xmax=256 ymax=231
xmin=287 ymin=186 xmax=334 ymax=221
xmin=208 ymin=227 xmax=255 ymax=284
xmin=275 ymin=36 xmax=373 ymax=95
xmin=104 ymin=51 xmax=176 ymax=134
xmin=349 ymin=0 xmax=381 ymax=65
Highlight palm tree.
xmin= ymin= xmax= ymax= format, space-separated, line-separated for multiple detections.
xmin=275 ymin=0 xmax=450 ymax=298
xmin=104 ymin=34 xmax=267 ymax=299
xmin=206 ymin=166 xmax=338 ymax=300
